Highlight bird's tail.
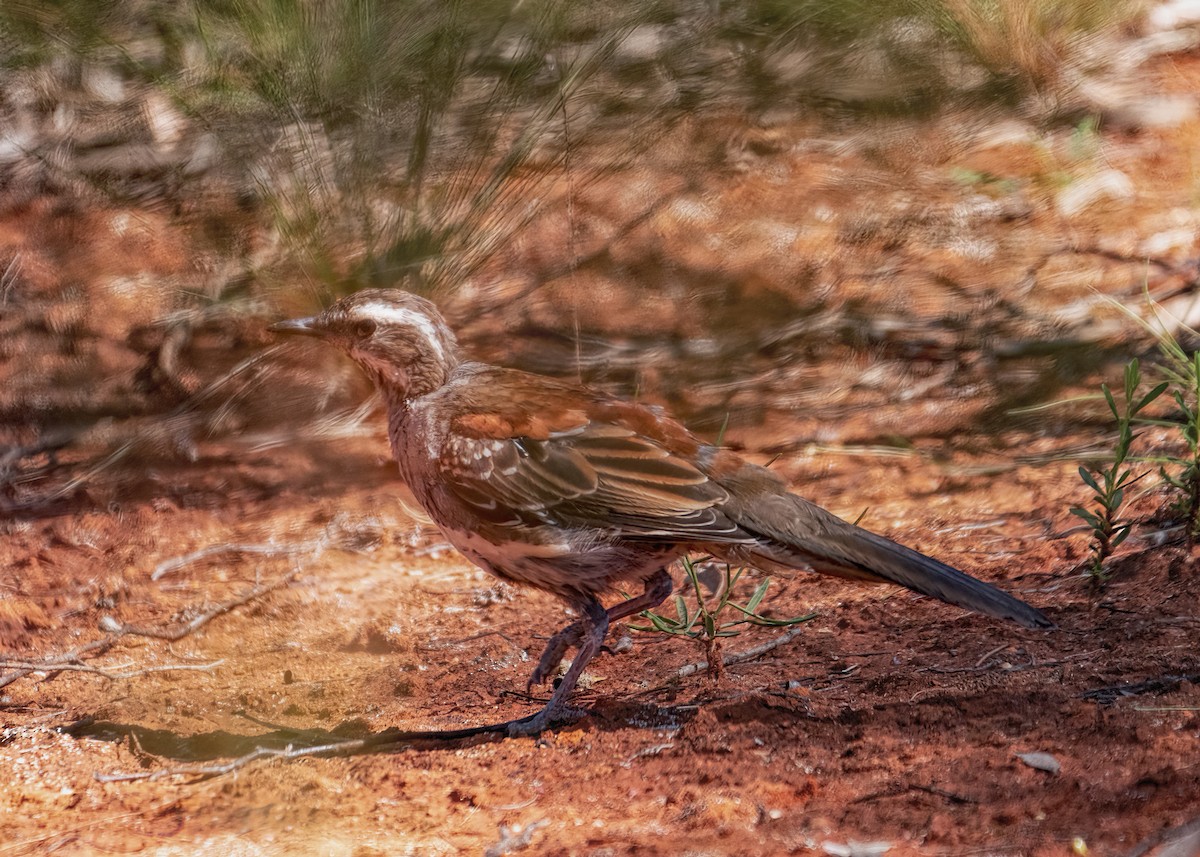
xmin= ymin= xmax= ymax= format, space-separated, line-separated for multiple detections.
xmin=719 ymin=488 xmax=1054 ymax=630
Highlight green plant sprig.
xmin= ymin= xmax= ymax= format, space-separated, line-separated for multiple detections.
xmin=1104 ymin=290 xmax=1200 ymax=541
xmin=1071 ymin=358 xmax=1167 ymax=584
xmin=629 ymin=556 xmax=816 ymax=681
xmin=1156 ymin=349 xmax=1200 ymax=540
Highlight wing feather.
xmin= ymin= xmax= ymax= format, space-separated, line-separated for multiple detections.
xmin=435 ymin=366 xmax=753 ymax=543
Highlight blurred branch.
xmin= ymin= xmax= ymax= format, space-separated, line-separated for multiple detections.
xmin=0 ymin=570 xmax=297 ymax=689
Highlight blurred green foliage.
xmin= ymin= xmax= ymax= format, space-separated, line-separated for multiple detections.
xmin=0 ymin=0 xmax=1147 ymax=298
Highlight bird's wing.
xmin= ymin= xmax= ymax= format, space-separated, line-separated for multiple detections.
xmin=436 ymin=369 xmax=749 ymax=542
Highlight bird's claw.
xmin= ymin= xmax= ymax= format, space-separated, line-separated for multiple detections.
xmin=526 ymin=660 xmax=554 ymax=691
xmin=505 ymin=704 xmax=585 ymax=737
xmin=527 ymin=630 xmax=577 ymax=690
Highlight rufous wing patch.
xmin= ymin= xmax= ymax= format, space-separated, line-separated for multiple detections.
xmin=455 ymin=408 xmax=590 ymax=440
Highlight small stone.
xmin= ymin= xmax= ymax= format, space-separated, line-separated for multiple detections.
xmin=1104 ymin=95 xmax=1198 ymax=131
xmin=615 ymin=25 xmax=668 ymax=64
xmin=822 ymin=841 xmax=892 ymax=857
xmin=1016 ymin=751 xmax=1061 ymax=774
xmin=1140 ymin=228 xmax=1196 ymax=256
xmin=1149 ymin=0 xmax=1200 ymax=30
xmin=1055 ymin=170 xmax=1134 ymax=217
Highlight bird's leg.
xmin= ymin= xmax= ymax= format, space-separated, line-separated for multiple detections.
xmin=527 ymin=568 xmax=673 ymax=689
xmin=508 ymin=596 xmax=609 ymax=736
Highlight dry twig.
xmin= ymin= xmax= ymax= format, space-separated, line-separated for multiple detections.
xmin=0 ymin=571 xmax=297 ymax=688
xmin=919 ymin=650 xmax=1100 ymax=676
xmin=0 ymin=638 xmax=116 ymax=690
xmin=675 ymin=625 xmax=808 ymax=678
xmin=95 ymin=741 xmax=373 ymax=783
xmin=0 ymin=659 xmax=224 ymax=680
xmin=151 ymin=543 xmax=319 ymax=581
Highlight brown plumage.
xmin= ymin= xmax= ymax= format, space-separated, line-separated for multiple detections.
xmin=271 ymin=288 xmax=1053 ymax=735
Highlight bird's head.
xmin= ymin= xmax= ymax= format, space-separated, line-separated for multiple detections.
xmin=270 ymin=288 xmax=460 ymax=399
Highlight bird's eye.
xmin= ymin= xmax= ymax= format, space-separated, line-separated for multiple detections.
xmin=353 ymin=319 xmax=376 ymax=338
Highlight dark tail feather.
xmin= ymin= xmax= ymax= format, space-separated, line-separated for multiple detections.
xmin=729 ymin=492 xmax=1055 ymax=630
xmin=822 ymin=524 xmax=1055 ymax=630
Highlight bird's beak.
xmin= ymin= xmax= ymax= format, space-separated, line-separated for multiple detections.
xmin=268 ymin=317 xmax=324 ymax=338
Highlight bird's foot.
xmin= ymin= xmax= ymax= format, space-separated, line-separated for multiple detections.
xmin=525 ymin=571 xmax=671 ymax=690
xmin=505 ymin=703 xmax=586 ymax=737
xmin=513 ymin=598 xmax=609 ymax=737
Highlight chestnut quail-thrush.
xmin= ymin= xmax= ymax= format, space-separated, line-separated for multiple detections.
xmin=270 ymin=288 xmax=1053 ymax=735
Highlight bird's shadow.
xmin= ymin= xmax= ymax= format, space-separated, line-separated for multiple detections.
xmin=58 ymin=701 xmax=705 ymax=769
xmin=63 ymin=716 xmax=507 ymax=761
xmin=58 ymin=691 xmax=821 ymax=781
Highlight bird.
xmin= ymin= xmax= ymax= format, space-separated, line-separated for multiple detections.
xmin=270 ymin=288 xmax=1054 ymax=736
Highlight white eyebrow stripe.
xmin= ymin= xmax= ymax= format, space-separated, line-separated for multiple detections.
xmin=355 ymin=302 xmax=446 ymax=363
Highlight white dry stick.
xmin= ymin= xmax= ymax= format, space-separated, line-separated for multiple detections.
xmin=676 ymin=625 xmax=809 ymax=678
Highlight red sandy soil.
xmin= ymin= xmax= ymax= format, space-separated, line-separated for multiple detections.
xmin=2 ymin=428 xmax=1197 ymax=856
